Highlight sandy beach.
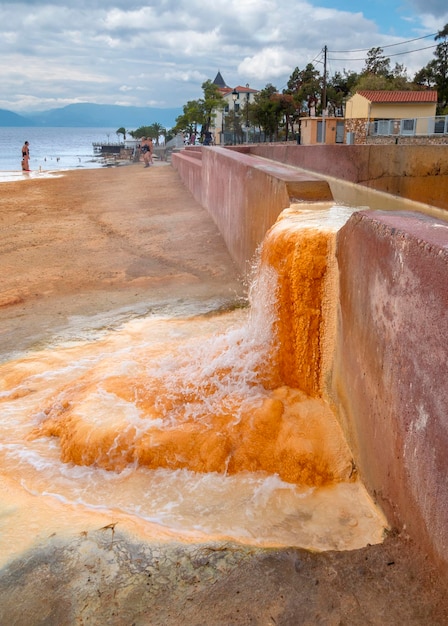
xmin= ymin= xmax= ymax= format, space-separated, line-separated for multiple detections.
xmin=0 ymin=162 xmax=447 ymax=625
xmin=0 ymin=162 xmax=244 ymax=359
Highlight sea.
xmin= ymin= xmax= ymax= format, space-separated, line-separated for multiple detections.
xmin=0 ymin=126 xmax=120 ymax=179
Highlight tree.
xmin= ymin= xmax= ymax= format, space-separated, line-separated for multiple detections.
xmin=253 ymin=84 xmax=283 ymax=141
xmin=362 ymin=47 xmax=391 ymax=77
xmin=272 ymin=93 xmax=297 ymax=140
xmin=300 ymin=64 xmax=323 ymax=114
xmin=414 ymin=24 xmax=448 ymax=112
xmin=173 ymin=100 xmax=203 ymax=136
xmin=351 ymin=47 xmax=413 ymax=92
xmin=150 ymin=122 xmax=165 ymax=145
xmin=129 ymin=124 xmax=164 ymax=140
xmin=414 ymin=64 xmax=436 ymax=89
xmin=326 ymin=70 xmax=359 ymax=115
xmin=173 ymin=80 xmax=224 ymax=137
xmin=284 ymin=64 xmax=322 ymax=116
xmin=200 ymin=79 xmax=225 ymax=134
xmin=354 ymin=72 xmax=397 ymax=91
xmin=116 ymin=127 xmax=126 ymax=141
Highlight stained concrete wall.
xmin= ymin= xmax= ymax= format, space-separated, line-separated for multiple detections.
xmin=170 ymin=149 xmax=203 ymax=206
xmin=247 ymin=144 xmax=448 ymax=211
xmin=172 ymin=144 xmax=448 ymax=272
xmin=172 ymin=146 xmax=332 ymax=274
xmin=332 ymin=210 xmax=448 ymax=575
xmin=200 ymin=147 xmax=290 ymax=274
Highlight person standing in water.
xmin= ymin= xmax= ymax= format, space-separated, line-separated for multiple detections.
xmin=21 ymin=141 xmax=30 ymax=171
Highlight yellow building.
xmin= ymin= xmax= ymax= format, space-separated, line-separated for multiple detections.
xmin=345 ymin=90 xmax=438 ymax=144
xmin=298 ymin=116 xmax=345 ymax=145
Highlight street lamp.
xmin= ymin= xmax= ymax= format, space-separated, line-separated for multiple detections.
xmin=232 ymin=89 xmax=238 ymax=144
xmin=245 ymin=92 xmax=250 ymax=143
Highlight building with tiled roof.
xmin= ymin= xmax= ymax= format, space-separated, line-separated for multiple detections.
xmin=356 ymin=90 xmax=438 ymax=104
xmin=210 ymin=72 xmax=259 ymax=144
xmin=345 ymin=90 xmax=438 ymax=144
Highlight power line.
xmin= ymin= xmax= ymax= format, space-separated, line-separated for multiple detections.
xmin=328 ymin=32 xmax=437 ymax=54
xmin=310 ymin=49 xmax=325 ymax=65
xmin=279 ymin=32 xmax=441 ymax=87
xmin=277 ymin=48 xmax=325 ymax=92
xmin=329 ymin=43 xmax=437 ymax=62
xmin=279 ymin=34 xmax=438 ymax=89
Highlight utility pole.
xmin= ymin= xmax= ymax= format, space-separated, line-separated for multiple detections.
xmin=322 ymin=45 xmax=327 ymax=112
xmin=322 ymin=45 xmax=327 ymax=143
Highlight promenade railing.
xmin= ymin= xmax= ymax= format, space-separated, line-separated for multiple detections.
xmin=368 ymin=115 xmax=448 ymax=137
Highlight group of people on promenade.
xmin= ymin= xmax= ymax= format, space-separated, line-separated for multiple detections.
xmin=184 ymin=130 xmax=213 ymax=146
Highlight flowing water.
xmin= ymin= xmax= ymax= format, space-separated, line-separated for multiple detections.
xmin=0 ymin=203 xmax=388 ymax=567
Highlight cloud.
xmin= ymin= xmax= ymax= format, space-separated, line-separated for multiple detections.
xmin=0 ymin=0 xmax=446 ymax=112
xmin=163 ymin=69 xmax=208 ymax=83
xmin=239 ymin=48 xmax=299 ymax=84
xmin=407 ymin=0 xmax=448 ymax=17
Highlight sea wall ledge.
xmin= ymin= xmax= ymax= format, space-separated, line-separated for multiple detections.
xmin=246 ymin=144 xmax=448 ymax=211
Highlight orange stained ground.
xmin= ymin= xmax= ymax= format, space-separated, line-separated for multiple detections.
xmin=27 ymin=212 xmax=352 ymax=487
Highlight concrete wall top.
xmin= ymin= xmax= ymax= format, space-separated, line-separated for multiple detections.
xmin=248 ymin=144 xmax=448 ymax=210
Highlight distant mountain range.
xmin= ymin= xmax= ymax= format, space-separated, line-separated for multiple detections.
xmin=0 ymin=103 xmax=183 ymax=129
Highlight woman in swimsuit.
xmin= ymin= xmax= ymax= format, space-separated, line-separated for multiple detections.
xmin=22 ymin=141 xmax=30 ymax=171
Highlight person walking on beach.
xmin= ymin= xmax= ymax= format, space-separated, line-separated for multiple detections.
xmin=21 ymin=141 xmax=30 ymax=171
xmin=141 ymin=137 xmax=154 ymax=168
xmin=140 ymin=137 xmax=150 ymax=168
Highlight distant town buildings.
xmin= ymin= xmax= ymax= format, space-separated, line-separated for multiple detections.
xmin=206 ymin=72 xmax=446 ymax=146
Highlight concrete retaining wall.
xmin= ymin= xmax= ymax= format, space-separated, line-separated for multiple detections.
xmin=332 ymin=210 xmax=448 ymax=575
xmin=247 ymin=144 xmax=448 ymax=211
xmin=170 ymin=150 xmax=203 ymax=205
xmin=173 ymin=144 xmax=448 ymax=226
xmin=172 ymin=146 xmax=332 ymax=274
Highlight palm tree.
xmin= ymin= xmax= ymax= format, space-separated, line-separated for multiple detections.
xmin=149 ymin=122 xmax=164 ymax=145
xmin=116 ymin=127 xmax=126 ymax=141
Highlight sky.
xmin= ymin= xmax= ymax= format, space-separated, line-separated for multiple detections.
xmin=0 ymin=0 xmax=447 ymax=113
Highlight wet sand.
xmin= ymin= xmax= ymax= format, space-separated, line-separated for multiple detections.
xmin=0 ymin=162 xmax=244 ymax=360
xmin=0 ymin=162 xmax=447 ymax=624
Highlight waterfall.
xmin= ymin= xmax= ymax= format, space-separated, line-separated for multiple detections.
xmin=0 ymin=203 xmax=387 ymax=560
